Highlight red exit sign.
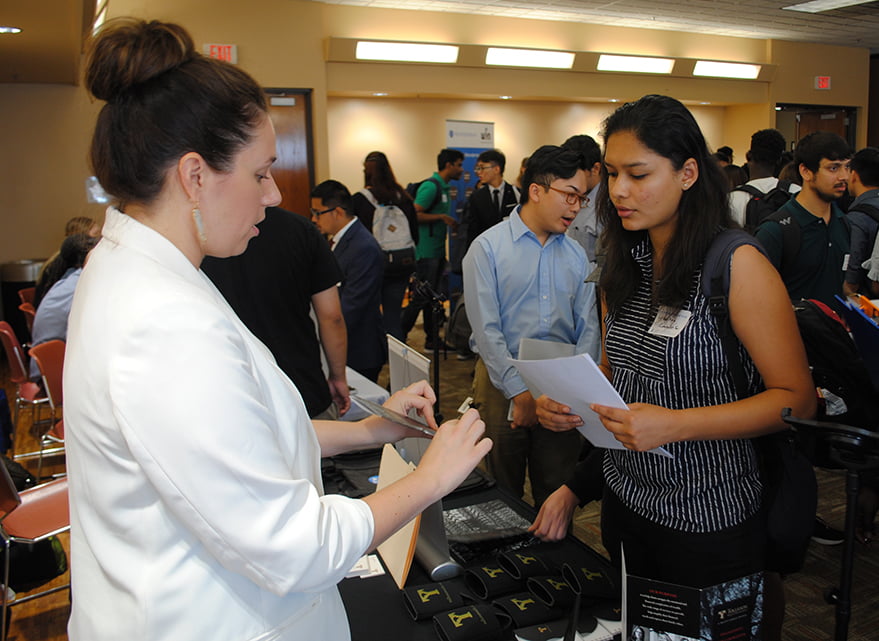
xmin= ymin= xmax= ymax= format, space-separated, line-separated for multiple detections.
xmin=203 ymin=44 xmax=238 ymax=64
xmin=814 ymin=76 xmax=831 ymax=90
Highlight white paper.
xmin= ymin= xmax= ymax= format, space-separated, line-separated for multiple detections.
xmin=512 ymin=353 xmax=671 ymax=457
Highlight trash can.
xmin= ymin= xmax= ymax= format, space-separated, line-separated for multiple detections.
xmin=1 ymin=259 xmax=44 ymax=345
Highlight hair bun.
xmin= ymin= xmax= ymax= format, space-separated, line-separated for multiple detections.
xmin=86 ymin=18 xmax=196 ymax=102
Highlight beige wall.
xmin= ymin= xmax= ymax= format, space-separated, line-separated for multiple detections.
xmin=326 ymin=98 xmax=726 ymax=192
xmin=0 ymin=0 xmax=869 ymax=262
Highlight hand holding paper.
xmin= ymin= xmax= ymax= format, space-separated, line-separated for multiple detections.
xmin=513 ymin=353 xmax=671 ymax=457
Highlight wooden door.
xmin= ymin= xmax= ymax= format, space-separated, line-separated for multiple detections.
xmin=265 ymin=89 xmax=314 ymax=217
xmin=796 ymin=109 xmax=848 ymax=140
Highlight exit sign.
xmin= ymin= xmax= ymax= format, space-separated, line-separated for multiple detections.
xmin=814 ymin=76 xmax=831 ymax=90
xmin=204 ymin=44 xmax=238 ymax=64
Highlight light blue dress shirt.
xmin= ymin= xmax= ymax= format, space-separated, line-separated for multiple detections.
xmin=29 ymin=267 xmax=81 ymax=379
xmin=462 ymin=207 xmax=600 ymax=399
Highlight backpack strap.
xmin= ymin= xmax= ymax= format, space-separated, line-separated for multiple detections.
xmin=732 ymin=183 xmax=766 ymax=198
xmin=702 ymin=229 xmax=768 ymax=399
xmin=359 ymin=187 xmax=380 ymax=209
xmin=762 ymin=209 xmax=802 ymax=281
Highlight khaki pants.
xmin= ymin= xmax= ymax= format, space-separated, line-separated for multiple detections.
xmin=472 ymin=358 xmax=583 ymax=506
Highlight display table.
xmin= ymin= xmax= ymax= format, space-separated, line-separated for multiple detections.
xmin=336 ymin=479 xmax=619 ymax=641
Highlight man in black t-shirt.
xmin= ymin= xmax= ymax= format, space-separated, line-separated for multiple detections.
xmin=202 ymin=207 xmax=350 ymax=418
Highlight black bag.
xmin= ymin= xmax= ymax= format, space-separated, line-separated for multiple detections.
xmin=701 ymin=230 xmax=815 ymax=574
xmin=733 ymin=180 xmax=796 ymax=233
xmin=384 ymin=247 xmax=417 ymax=278
xmin=405 ymin=177 xmax=442 ymax=213
xmin=1 ymin=455 xmax=34 ymax=492
xmin=447 ymin=298 xmax=472 ymax=354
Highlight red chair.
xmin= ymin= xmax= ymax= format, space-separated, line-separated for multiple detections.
xmin=15 ymin=288 xmax=34 ymax=307
xmin=0 ymin=322 xmax=50 ymax=457
xmin=0 ymin=466 xmax=69 ymax=641
xmin=17 ymin=302 xmax=35 ymax=338
xmin=27 ymin=341 xmax=65 ymax=481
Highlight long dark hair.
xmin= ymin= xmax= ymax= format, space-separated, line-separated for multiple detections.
xmin=34 ymin=234 xmax=98 ymax=309
xmin=363 ymin=151 xmax=411 ymax=206
xmin=598 ymin=95 xmax=734 ymax=312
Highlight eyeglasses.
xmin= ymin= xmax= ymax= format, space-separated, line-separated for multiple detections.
xmin=310 ymin=206 xmax=335 ymax=217
xmin=474 ymin=164 xmax=497 ymax=173
xmin=544 ymin=185 xmax=589 ymax=208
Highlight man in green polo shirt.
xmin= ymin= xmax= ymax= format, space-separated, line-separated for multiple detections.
xmin=401 ymin=148 xmax=464 ymax=349
xmin=755 ymin=131 xmax=852 ymax=309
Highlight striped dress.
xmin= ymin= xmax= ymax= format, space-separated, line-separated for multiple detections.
xmin=603 ymin=238 xmax=763 ymax=533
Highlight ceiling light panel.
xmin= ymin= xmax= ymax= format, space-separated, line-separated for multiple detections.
xmin=782 ymin=0 xmax=875 ymax=13
xmin=693 ymin=60 xmax=761 ymax=79
xmin=597 ymin=55 xmax=674 ymax=74
xmin=355 ymin=41 xmax=459 ymax=63
xmin=485 ymin=47 xmax=575 ymax=69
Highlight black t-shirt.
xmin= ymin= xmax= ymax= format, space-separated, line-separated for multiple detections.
xmin=202 ymin=207 xmax=342 ymax=417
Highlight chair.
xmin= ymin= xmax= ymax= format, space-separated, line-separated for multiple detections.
xmin=15 ymin=288 xmax=34 ymax=307
xmin=0 ymin=465 xmax=69 ymax=641
xmin=0 ymin=322 xmax=50 ymax=457
xmin=17 ymin=303 xmax=35 ymax=338
xmin=27 ymin=341 xmax=65 ymax=481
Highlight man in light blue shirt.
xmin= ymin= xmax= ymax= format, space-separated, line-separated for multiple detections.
xmin=463 ymin=145 xmax=600 ymax=506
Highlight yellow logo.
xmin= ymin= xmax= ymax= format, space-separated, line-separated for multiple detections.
xmin=516 ymin=554 xmax=537 ymax=565
xmin=483 ymin=566 xmax=505 ymax=579
xmin=548 ymin=579 xmax=568 ymax=591
xmin=449 ymin=610 xmax=474 ymax=628
xmin=418 ymin=588 xmax=441 ymax=603
xmin=581 ymin=569 xmax=602 ymax=582
xmin=512 ymin=597 xmax=535 ymax=611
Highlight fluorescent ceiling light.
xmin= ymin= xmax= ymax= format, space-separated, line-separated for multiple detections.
xmin=355 ymin=41 xmax=458 ymax=64
xmin=485 ymin=47 xmax=575 ymax=69
xmin=783 ymin=0 xmax=874 ymax=13
xmin=0 ymin=26 xmax=22 ymax=34
xmin=693 ymin=60 xmax=761 ymax=79
xmin=597 ymin=55 xmax=674 ymax=74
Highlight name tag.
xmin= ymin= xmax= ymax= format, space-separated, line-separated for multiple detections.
xmin=843 ymin=253 xmax=850 ymax=271
xmin=648 ymin=306 xmax=692 ymax=338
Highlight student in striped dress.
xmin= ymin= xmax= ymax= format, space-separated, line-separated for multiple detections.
xmin=534 ymin=95 xmax=815 ymax=639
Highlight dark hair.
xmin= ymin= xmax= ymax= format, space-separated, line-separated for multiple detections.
xmin=85 ymin=19 xmax=268 ymax=205
xmin=597 ymin=95 xmax=733 ymax=313
xmin=34 ymin=234 xmax=98 ymax=308
xmin=520 ymin=145 xmax=586 ymax=206
xmin=476 ymin=149 xmax=506 ymax=173
xmin=778 ymin=160 xmax=802 ymax=185
xmin=363 ymin=151 xmax=411 ymax=206
xmin=562 ymin=134 xmax=602 ymax=168
xmin=717 ymin=146 xmax=734 ymax=163
xmin=437 ymin=148 xmax=464 ymax=171
xmin=723 ymin=164 xmax=749 ymax=190
xmin=850 ymin=146 xmax=879 ymax=187
xmin=794 ymin=131 xmax=852 ymax=173
xmin=748 ymin=129 xmax=787 ymax=169
xmin=311 ymin=180 xmax=352 ymax=215
xmin=65 ymin=216 xmax=97 ymax=236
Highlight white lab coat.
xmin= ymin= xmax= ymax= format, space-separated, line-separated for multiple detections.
xmin=64 ymin=208 xmax=374 ymax=641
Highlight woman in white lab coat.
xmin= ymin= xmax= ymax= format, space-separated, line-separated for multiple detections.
xmin=63 ymin=18 xmax=492 ymax=641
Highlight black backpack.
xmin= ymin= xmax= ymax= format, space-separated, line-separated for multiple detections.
xmin=405 ymin=176 xmax=442 ymax=213
xmin=702 ymin=229 xmax=879 ymax=573
xmin=850 ymin=202 xmax=879 ymax=224
xmin=704 ymin=229 xmax=879 ymax=430
xmin=733 ymin=180 xmax=797 ymax=233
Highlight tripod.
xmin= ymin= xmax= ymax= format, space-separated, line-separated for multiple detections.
xmin=782 ymin=410 xmax=879 ymax=641
xmin=410 ymin=277 xmax=447 ymax=423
